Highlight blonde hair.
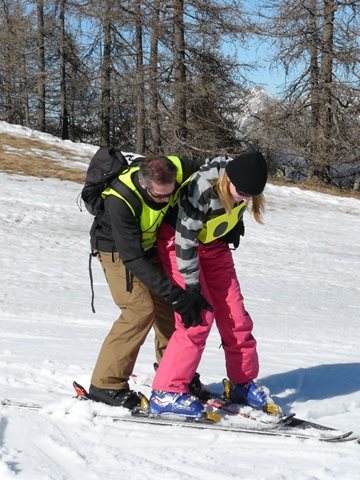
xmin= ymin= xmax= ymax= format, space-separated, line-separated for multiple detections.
xmin=214 ymin=173 xmax=265 ymax=224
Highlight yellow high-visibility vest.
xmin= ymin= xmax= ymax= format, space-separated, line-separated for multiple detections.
xmin=198 ymin=202 xmax=247 ymax=244
xmin=102 ymin=156 xmax=183 ymax=251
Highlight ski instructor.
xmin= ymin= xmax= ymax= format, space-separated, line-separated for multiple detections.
xmin=88 ymin=155 xmax=211 ymax=409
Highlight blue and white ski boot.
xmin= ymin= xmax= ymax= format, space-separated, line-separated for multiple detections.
xmin=148 ymin=390 xmax=204 ymax=418
xmin=225 ymin=379 xmax=282 ymax=416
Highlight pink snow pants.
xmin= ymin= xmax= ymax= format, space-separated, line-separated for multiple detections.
xmin=152 ymin=223 xmax=259 ymax=393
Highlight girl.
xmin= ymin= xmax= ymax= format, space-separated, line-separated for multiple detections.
xmin=149 ymin=150 xmax=281 ymax=417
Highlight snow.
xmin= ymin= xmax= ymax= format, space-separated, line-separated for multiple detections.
xmin=1 ymin=122 xmax=360 ymax=479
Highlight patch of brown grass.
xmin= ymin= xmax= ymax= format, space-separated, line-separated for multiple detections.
xmin=270 ymin=176 xmax=360 ymax=200
xmin=0 ymin=132 xmax=86 ymax=183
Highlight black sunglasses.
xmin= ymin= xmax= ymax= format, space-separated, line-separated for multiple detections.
xmin=146 ymin=186 xmax=176 ymax=199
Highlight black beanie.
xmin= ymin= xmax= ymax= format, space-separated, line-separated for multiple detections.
xmin=225 ymin=151 xmax=268 ymax=196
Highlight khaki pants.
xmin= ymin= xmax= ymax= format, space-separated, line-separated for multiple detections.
xmin=91 ymin=251 xmax=175 ymax=390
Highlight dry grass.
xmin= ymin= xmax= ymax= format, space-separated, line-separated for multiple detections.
xmin=0 ymin=133 xmax=86 ymax=183
xmin=0 ymin=131 xmax=359 ymax=199
xmin=269 ymin=176 xmax=360 ymax=199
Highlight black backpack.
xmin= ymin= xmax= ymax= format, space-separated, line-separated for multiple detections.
xmin=81 ymin=146 xmax=144 ymax=216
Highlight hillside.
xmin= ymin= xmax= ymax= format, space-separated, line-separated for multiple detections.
xmin=0 ymin=121 xmax=359 ymax=200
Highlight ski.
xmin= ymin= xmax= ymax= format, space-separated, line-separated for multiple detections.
xmin=71 ymin=387 xmax=359 ymax=443
xmin=91 ymin=415 xmax=357 ymax=443
xmin=203 ymin=395 xmax=343 ymax=433
xmin=1 ymin=395 xmax=357 ymax=443
xmin=1 ymin=399 xmax=43 ymax=411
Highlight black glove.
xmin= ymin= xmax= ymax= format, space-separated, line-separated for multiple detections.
xmin=170 ymin=285 xmax=212 ymax=329
xmin=169 ymin=286 xmax=200 ymax=328
xmin=222 ymin=218 xmax=245 ymax=249
xmin=186 ymin=284 xmax=213 ymax=314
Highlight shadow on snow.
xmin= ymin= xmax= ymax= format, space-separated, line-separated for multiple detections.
xmin=261 ymin=362 xmax=360 ymax=406
xmin=208 ymin=363 xmax=360 ymax=411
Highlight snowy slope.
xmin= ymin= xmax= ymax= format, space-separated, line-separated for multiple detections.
xmin=0 ymin=124 xmax=360 ymax=479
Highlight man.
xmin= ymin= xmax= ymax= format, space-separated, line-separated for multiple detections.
xmin=88 ymin=156 xmax=210 ymax=409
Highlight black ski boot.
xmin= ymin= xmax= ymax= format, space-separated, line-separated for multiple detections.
xmin=88 ymin=384 xmax=141 ymax=409
xmin=189 ymin=372 xmax=211 ymax=402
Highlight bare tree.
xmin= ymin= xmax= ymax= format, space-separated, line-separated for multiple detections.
xmin=100 ymin=0 xmax=111 ymax=145
xmin=0 ymin=0 xmax=34 ymax=125
xmin=59 ymin=0 xmax=69 ymax=139
xmin=36 ymin=0 xmax=46 ymax=131
xmin=173 ymin=0 xmax=187 ymax=144
xmin=134 ymin=0 xmax=145 ymax=154
xmin=148 ymin=0 xmax=162 ymax=152
xmin=258 ymin=0 xmax=360 ymax=180
xmin=316 ymin=0 xmax=336 ymax=175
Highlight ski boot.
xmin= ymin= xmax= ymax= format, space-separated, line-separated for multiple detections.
xmin=223 ymin=379 xmax=282 ymax=416
xmin=153 ymin=363 xmax=211 ymax=402
xmin=148 ymin=390 xmax=204 ymax=418
xmin=189 ymin=372 xmax=211 ymax=402
xmin=88 ymin=384 xmax=141 ymax=409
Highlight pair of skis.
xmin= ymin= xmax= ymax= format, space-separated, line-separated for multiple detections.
xmin=1 ymin=381 xmax=357 ymax=444
xmin=71 ymin=381 xmax=359 ymax=443
xmin=129 ymin=370 xmax=358 ymax=442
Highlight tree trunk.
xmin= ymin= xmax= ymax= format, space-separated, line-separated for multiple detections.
xmin=173 ymin=0 xmax=187 ymax=143
xmin=317 ymin=0 xmax=336 ymax=176
xmin=148 ymin=0 xmax=161 ymax=153
xmin=100 ymin=1 xmax=111 ymax=146
xmin=135 ymin=0 xmax=145 ymax=154
xmin=309 ymin=0 xmax=320 ymax=165
xmin=59 ymin=0 xmax=69 ymax=140
xmin=36 ymin=0 xmax=46 ymax=131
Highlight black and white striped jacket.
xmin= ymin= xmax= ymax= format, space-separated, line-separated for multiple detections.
xmin=175 ymin=155 xmax=243 ymax=286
